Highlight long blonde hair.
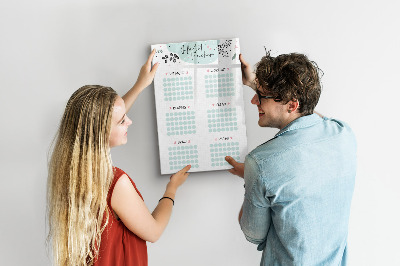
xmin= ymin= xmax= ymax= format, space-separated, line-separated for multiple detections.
xmin=47 ymin=85 xmax=118 ymax=265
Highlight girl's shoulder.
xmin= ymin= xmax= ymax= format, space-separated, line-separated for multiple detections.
xmin=111 ymin=167 xmax=143 ymax=200
xmin=113 ymin=166 xmax=126 ymax=178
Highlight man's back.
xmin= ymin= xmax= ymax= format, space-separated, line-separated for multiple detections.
xmin=240 ymin=114 xmax=357 ymax=265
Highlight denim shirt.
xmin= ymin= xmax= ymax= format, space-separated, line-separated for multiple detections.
xmin=240 ymin=114 xmax=357 ymax=266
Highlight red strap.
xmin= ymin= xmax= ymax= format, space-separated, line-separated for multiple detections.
xmin=107 ymin=167 xmax=144 ymax=209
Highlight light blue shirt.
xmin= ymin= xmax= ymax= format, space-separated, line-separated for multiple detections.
xmin=240 ymin=114 xmax=357 ymax=266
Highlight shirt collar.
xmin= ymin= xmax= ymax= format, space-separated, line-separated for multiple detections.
xmin=275 ymin=114 xmax=322 ymax=138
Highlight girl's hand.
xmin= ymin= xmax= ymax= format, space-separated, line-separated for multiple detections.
xmin=167 ymin=165 xmax=191 ymax=191
xmin=135 ymin=49 xmax=159 ymax=90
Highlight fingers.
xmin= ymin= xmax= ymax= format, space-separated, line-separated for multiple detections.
xmin=179 ymin=164 xmax=191 ymax=173
xmin=147 ymin=49 xmax=156 ymax=65
xmin=239 ymin=54 xmax=249 ymax=67
xmin=225 ymin=156 xmax=238 ymax=167
xmin=150 ymin=62 xmax=159 ymax=75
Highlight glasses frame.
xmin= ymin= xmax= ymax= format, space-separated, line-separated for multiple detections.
xmin=255 ymin=89 xmax=281 ymax=105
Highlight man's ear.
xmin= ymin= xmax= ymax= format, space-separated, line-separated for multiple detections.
xmin=288 ymin=100 xmax=299 ymax=113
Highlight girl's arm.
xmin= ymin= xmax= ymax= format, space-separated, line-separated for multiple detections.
xmin=111 ymin=165 xmax=191 ymax=243
xmin=122 ymin=49 xmax=159 ymax=113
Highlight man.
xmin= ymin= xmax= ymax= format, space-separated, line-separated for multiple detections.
xmin=226 ymin=52 xmax=357 ymax=265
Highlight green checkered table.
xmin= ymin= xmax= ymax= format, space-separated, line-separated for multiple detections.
xmin=168 ymin=145 xmax=199 ymax=171
xmin=166 ymin=111 xmax=196 ymax=136
xmin=204 ymin=73 xmax=235 ymax=98
xmin=163 ymin=76 xmax=193 ymax=101
xmin=210 ymin=142 xmax=240 ymax=167
xmin=207 ymin=108 xmax=238 ymax=132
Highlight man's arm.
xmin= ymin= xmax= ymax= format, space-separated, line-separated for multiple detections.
xmin=239 ymin=54 xmax=257 ymax=90
xmin=224 ymin=156 xmax=245 ymax=223
xmin=239 ymin=155 xmax=271 ymax=245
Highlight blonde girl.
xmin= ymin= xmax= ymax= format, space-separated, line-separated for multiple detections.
xmin=47 ymin=50 xmax=190 ymax=266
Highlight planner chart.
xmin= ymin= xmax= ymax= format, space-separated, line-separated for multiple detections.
xmin=151 ymin=38 xmax=248 ymax=174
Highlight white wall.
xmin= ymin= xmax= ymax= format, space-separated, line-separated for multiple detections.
xmin=1 ymin=0 xmax=399 ymax=265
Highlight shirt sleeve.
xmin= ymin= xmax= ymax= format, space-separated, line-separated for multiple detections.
xmin=239 ymin=154 xmax=271 ymax=247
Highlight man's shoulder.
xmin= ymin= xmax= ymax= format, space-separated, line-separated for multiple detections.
xmin=248 ymin=142 xmax=274 ymax=160
xmin=248 ymin=116 xmax=356 ymax=165
xmin=319 ymin=116 xmax=357 ymax=145
xmin=247 ymin=138 xmax=289 ymax=166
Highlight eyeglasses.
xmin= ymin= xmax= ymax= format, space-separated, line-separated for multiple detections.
xmin=255 ymin=90 xmax=281 ymax=105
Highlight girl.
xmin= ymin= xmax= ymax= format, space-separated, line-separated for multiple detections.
xmin=47 ymin=50 xmax=191 ymax=266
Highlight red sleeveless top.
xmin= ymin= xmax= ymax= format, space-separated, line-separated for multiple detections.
xmin=94 ymin=167 xmax=148 ymax=266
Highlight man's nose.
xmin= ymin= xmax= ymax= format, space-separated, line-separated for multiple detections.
xmin=251 ymin=94 xmax=259 ymax=105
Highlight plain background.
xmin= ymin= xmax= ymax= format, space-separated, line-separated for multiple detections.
xmin=1 ymin=0 xmax=399 ymax=265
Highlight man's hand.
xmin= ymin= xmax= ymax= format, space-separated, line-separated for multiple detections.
xmin=239 ymin=54 xmax=257 ymax=90
xmin=225 ymin=156 xmax=244 ymax=178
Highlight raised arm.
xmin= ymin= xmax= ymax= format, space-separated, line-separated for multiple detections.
xmin=111 ymin=165 xmax=191 ymax=243
xmin=239 ymin=54 xmax=257 ymax=91
xmin=122 ymin=49 xmax=159 ymax=112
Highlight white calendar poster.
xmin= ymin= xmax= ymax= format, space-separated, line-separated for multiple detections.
xmin=151 ymin=38 xmax=248 ymax=174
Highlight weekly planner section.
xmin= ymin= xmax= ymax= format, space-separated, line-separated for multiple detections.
xmin=151 ymin=38 xmax=248 ymax=174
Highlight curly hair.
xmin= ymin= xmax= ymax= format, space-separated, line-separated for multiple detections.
xmin=255 ymin=52 xmax=323 ymax=115
xmin=47 ymin=85 xmax=117 ymax=265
